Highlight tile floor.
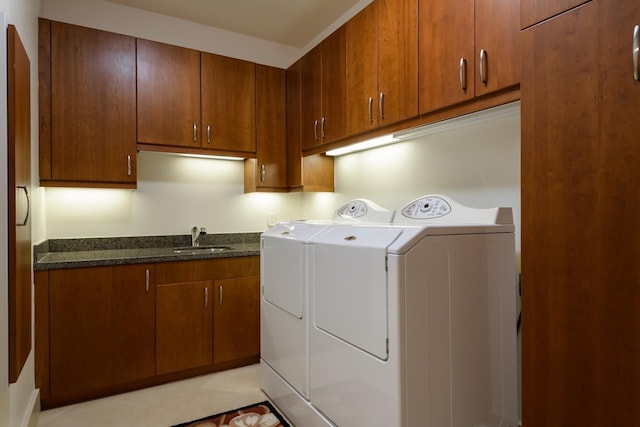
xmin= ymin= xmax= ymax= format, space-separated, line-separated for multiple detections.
xmin=34 ymin=364 xmax=269 ymax=427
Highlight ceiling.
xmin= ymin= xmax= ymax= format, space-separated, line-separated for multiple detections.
xmin=104 ymin=0 xmax=363 ymax=48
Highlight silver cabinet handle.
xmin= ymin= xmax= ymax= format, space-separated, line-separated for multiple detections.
xmin=321 ymin=117 xmax=326 ymax=138
xmin=193 ymin=123 xmax=197 ymax=143
xmin=459 ymin=58 xmax=467 ymax=90
xmin=127 ymin=155 xmax=131 ymax=177
xmin=207 ymin=125 xmax=211 ymax=144
xmin=313 ymin=120 xmax=319 ymax=140
xmin=368 ymin=97 xmax=373 ymax=123
xmin=145 ymin=269 xmax=150 ymax=292
xmin=219 ymin=285 xmax=223 ymax=306
xmin=16 ymin=185 xmax=29 ymax=226
xmin=378 ymin=93 xmax=385 ymax=119
xmin=634 ymin=25 xmax=639 ymax=81
xmin=479 ymin=49 xmax=488 ymax=84
xmin=260 ymin=164 xmax=266 ymax=182
xmin=205 ymin=287 xmax=208 ymax=308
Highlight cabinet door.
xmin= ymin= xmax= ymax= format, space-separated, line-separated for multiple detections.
xmin=49 ymin=264 xmax=155 ymax=400
xmin=49 ymin=22 xmax=136 ymax=184
xmin=156 ymin=281 xmax=213 ymax=375
xmin=246 ymin=65 xmax=287 ymax=191
xmin=378 ymin=0 xmax=418 ymax=126
xmin=521 ymin=0 xmax=590 ymax=29
xmin=8 ymin=24 xmax=31 ymax=383
xmin=474 ymin=0 xmax=520 ymax=97
xmin=522 ymin=2 xmax=640 ymax=424
xmin=301 ymin=45 xmax=322 ymax=150
xmin=137 ymin=39 xmax=201 ymax=148
xmin=419 ymin=0 xmax=475 ymax=113
xmin=201 ymin=53 xmax=256 ymax=153
xmin=346 ymin=2 xmax=379 ymax=135
xmin=213 ymin=276 xmax=260 ymax=364
xmin=286 ymin=60 xmax=335 ymax=192
xmin=320 ymin=26 xmax=348 ymax=143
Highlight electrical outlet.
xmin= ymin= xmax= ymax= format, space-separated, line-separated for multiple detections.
xmin=267 ymin=214 xmax=278 ymax=227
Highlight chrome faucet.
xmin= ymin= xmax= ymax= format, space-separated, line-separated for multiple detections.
xmin=191 ymin=226 xmax=207 ymax=247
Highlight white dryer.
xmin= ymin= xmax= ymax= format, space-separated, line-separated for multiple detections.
xmin=260 ymin=199 xmax=394 ymax=425
xmin=306 ymin=195 xmax=519 ymax=426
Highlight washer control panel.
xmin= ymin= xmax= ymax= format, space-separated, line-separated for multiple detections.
xmin=336 ymin=200 xmax=370 ymax=219
xmin=401 ymin=196 xmax=451 ymax=219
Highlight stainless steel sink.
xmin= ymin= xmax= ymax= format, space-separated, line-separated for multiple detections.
xmin=172 ymin=245 xmax=232 ymax=254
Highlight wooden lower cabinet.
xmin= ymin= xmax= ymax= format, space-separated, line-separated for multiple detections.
xmin=213 ymin=276 xmax=260 ymax=364
xmin=156 ymin=280 xmax=213 ymax=375
xmin=37 ymin=256 xmax=260 ymax=408
xmin=48 ymin=264 xmax=156 ymax=402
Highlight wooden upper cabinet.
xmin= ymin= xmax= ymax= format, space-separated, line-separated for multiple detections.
xmin=320 ymin=26 xmax=347 ymax=144
xmin=301 ymin=26 xmax=347 ymax=150
xmin=419 ymin=0 xmax=520 ymax=114
xmin=346 ymin=2 xmax=379 ymax=134
xmin=286 ymin=60 xmax=335 ymax=192
xmin=521 ymin=0 xmax=590 ymax=29
xmin=301 ymin=45 xmax=323 ymax=150
xmin=245 ymin=65 xmax=287 ymax=192
xmin=40 ymin=20 xmax=137 ymax=187
xmin=201 ymin=53 xmax=256 ymax=153
xmin=137 ymin=39 xmax=201 ymax=148
xmin=346 ymin=0 xmax=418 ymax=135
xmin=474 ymin=0 xmax=521 ymax=97
xmin=377 ymin=0 xmax=418 ymax=126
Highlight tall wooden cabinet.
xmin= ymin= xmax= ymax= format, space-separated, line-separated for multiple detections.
xmin=8 ymin=24 xmax=31 ymax=383
xmin=419 ymin=0 xmax=520 ymax=114
xmin=244 ymin=65 xmax=287 ymax=192
xmin=39 ymin=20 xmax=137 ymax=188
xmin=301 ymin=26 xmax=347 ymax=150
xmin=286 ymin=59 xmax=334 ymax=192
xmin=346 ymin=0 xmax=418 ymax=135
xmin=521 ymin=1 xmax=640 ymax=425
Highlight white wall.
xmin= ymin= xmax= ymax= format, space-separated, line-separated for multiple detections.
xmin=0 ymin=0 xmax=42 ymax=425
xmin=302 ymin=107 xmax=522 ymax=266
xmin=45 ymin=153 xmax=303 ymax=238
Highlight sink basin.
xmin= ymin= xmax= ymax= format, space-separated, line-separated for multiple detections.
xmin=172 ymin=245 xmax=232 ymax=254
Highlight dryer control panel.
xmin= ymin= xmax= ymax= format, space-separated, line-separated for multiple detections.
xmin=401 ymin=196 xmax=451 ymax=219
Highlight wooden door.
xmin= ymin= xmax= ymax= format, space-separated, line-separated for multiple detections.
xmin=521 ymin=2 xmax=640 ymax=424
xmin=320 ymin=26 xmax=347 ymax=143
xmin=419 ymin=0 xmax=475 ymax=113
xmin=474 ymin=0 xmax=521 ymax=97
xmin=137 ymin=39 xmax=201 ymax=148
xmin=378 ymin=0 xmax=418 ymax=126
xmin=248 ymin=65 xmax=287 ymax=191
xmin=156 ymin=281 xmax=213 ymax=375
xmin=521 ymin=0 xmax=590 ymax=29
xmin=301 ymin=45 xmax=322 ymax=150
xmin=7 ymin=24 xmax=31 ymax=383
xmin=48 ymin=22 xmax=136 ymax=184
xmin=213 ymin=276 xmax=260 ymax=364
xmin=49 ymin=265 xmax=156 ymax=400
xmin=201 ymin=53 xmax=256 ymax=154
xmin=346 ymin=1 xmax=379 ymax=135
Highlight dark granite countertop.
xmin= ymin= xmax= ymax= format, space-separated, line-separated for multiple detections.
xmin=34 ymin=232 xmax=261 ymax=270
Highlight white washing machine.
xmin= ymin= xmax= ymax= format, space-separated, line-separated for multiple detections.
xmin=291 ymin=194 xmax=518 ymax=426
xmin=260 ymin=199 xmax=394 ymax=425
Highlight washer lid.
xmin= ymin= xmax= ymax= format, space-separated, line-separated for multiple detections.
xmin=261 ymin=221 xmax=331 ymax=242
